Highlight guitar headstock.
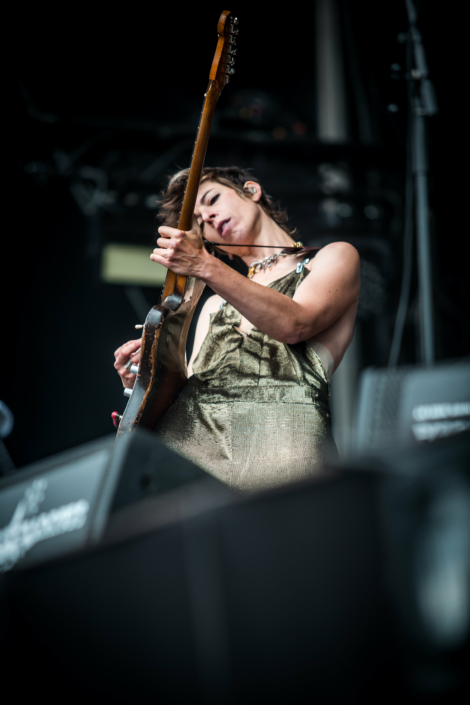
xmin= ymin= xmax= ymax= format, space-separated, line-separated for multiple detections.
xmin=209 ymin=11 xmax=238 ymax=97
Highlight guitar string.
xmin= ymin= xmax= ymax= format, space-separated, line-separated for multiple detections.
xmin=203 ymin=240 xmax=320 ymax=250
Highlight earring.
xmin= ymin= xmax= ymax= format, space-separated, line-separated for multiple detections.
xmin=244 ymin=182 xmax=258 ymax=195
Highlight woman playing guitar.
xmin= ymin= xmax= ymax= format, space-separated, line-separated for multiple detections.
xmin=114 ymin=166 xmax=360 ymax=492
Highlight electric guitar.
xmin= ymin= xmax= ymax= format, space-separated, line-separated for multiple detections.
xmin=114 ymin=11 xmax=237 ymax=436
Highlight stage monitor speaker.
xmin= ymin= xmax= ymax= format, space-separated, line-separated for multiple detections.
xmin=353 ymin=359 xmax=470 ymax=455
xmin=0 ymin=430 xmax=210 ymax=573
xmin=3 ymin=432 xmax=469 ymax=703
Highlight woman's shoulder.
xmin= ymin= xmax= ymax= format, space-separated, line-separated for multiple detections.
xmin=305 ymin=241 xmax=360 ymax=272
xmin=318 ymin=241 xmax=359 ymax=260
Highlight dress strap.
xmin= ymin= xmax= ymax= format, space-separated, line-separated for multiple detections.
xmin=296 ymin=257 xmax=310 ymax=274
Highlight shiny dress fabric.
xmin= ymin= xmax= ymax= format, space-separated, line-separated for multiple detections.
xmin=156 ymin=267 xmax=338 ymax=492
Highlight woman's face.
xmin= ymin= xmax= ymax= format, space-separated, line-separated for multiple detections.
xmin=194 ymin=180 xmax=261 ymax=252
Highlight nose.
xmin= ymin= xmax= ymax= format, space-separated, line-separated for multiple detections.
xmin=201 ymin=208 xmax=217 ymax=225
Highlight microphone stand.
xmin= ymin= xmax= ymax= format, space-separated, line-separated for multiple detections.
xmin=405 ymin=0 xmax=438 ymax=364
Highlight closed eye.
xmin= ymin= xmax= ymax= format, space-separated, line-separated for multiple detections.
xmin=196 ymin=193 xmax=218 ymax=230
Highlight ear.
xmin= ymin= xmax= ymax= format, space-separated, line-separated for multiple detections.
xmin=243 ymin=181 xmax=262 ymax=202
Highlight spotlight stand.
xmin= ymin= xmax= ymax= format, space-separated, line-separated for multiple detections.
xmin=405 ymin=0 xmax=438 ymax=364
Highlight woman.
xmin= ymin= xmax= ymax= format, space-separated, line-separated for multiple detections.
xmin=114 ymin=166 xmax=360 ymax=492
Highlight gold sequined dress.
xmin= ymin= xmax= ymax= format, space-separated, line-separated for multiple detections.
xmin=156 ymin=266 xmax=338 ymax=492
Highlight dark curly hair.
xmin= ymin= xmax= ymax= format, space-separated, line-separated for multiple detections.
xmin=157 ymin=165 xmax=297 ymax=238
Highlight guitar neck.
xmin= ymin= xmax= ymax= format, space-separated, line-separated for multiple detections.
xmin=160 ymin=11 xmax=235 ymax=309
xmin=179 ymin=85 xmax=219 ymax=231
xmin=160 ymin=83 xmax=219 ymax=308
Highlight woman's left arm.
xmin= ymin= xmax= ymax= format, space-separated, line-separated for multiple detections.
xmin=151 ymin=228 xmax=360 ymax=344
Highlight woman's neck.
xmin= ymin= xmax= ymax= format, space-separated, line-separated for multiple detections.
xmin=240 ymin=212 xmax=297 ymax=269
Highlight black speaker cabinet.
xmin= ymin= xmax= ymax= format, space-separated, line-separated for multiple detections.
xmin=2 ymin=430 xmax=469 ymax=703
xmin=0 ymin=430 xmax=210 ymax=573
xmin=354 ymin=359 xmax=470 ymax=454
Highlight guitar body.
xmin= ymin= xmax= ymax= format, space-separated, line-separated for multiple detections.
xmin=116 ymin=11 xmax=237 ymax=437
xmin=117 ymin=277 xmax=205 ymax=435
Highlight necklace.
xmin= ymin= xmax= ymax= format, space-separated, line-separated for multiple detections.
xmin=247 ymin=242 xmax=303 ymax=279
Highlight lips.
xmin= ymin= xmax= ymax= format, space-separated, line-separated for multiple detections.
xmin=217 ymin=218 xmax=231 ymax=237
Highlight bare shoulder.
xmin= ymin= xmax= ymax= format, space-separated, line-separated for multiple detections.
xmin=311 ymin=241 xmax=360 ymax=269
xmin=305 ymin=242 xmax=360 ymax=282
xmin=299 ymin=241 xmax=360 ymax=308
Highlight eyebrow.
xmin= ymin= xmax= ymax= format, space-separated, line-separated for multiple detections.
xmin=200 ymin=188 xmax=214 ymax=206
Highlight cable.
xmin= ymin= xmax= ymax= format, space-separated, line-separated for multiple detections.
xmin=388 ymin=32 xmax=415 ymax=367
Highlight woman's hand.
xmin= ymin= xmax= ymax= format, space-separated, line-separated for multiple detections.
xmin=114 ymin=339 xmax=141 ymax=389
xmin=150 ymin=226 xmax=212 ymax=278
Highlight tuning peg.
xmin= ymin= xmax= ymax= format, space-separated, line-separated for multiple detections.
xmin=230 ymin=47 xmax=237 ymax=56
xmin=135 ymin=324 xmax=144 ymax=329
xmin=123 ymin=388 xmax=133 ymax=397
xmin=130 ymin=364 xmax=139 ymax=375
xmin=228 ymin=57 xmax=235 ymax=66
xmin=229 ymin=36 xmax=236 ymax=45
xmin=229 ymin=68 xmax=236 ymax=75
xmin=232 ymin=28 xmax=239 ymax=35
xmin=233 ymin=17 xmax=239 ymax=25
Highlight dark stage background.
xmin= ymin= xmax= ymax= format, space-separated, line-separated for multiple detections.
xmin=2 ymin=1 xmax=468 ymax=467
